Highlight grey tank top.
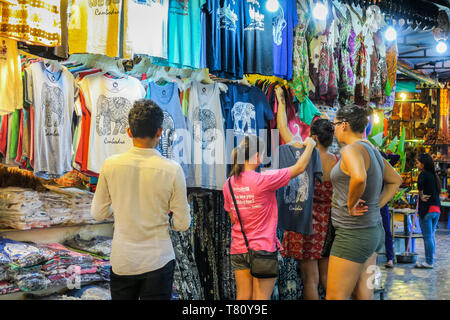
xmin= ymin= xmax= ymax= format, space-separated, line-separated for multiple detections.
xmin=330 ymin=141 xmax=385 ymax=229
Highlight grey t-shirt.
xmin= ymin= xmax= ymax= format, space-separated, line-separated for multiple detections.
xmin=330 ymin=141 xmax=385 ymax=229
xmin=276 ymin=145 xmax=322 ymax=235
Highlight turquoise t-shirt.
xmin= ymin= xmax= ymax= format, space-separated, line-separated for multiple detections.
xmin=153 ymin=0 xmax=205 ymax=69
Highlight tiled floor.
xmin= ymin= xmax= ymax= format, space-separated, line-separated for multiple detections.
xmin=378 ymin=222 xmax=450 ymax=300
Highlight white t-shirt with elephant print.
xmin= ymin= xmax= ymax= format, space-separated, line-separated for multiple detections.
xmin=79 ymin=73 xmax=145 ymax=174
xmin=26 ymin=62 xmax=75 ymax=179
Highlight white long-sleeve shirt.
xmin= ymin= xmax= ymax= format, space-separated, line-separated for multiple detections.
xmin=91 ymin=147 xmax=191 ymax=275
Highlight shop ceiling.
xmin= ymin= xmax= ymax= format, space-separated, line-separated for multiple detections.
xmin=387 ymin=0 xmax=450 ymax=80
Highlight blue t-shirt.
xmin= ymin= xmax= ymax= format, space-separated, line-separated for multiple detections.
xmin=244 ymin=0 xmax=275 ymax=76
xmin=273 ymin=0 xmax=298 ymax=80
xmin=221 ymin=84 xmax=273 ymax=137
xmin=153 ymin=0 xmax=205 ymax=69
xmin=146 ymin=81 xmax=191 ymax=180
xmin=204 ymin=0 xmax=249 ymax=79
xmin=221 ymin=84 xmax=273 ymax=167
xmin=276 ymin=145 xmax=322 ymax=235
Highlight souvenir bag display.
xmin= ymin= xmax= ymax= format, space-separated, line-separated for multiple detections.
xmin=227 ymin=179 xmax=278 ymax=278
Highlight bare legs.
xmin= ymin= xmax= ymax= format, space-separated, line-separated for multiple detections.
xmin=326 ymin=253 xmax=378 ymax=300
xmin=234 ymin=270 xmax=277 ymax=300
xmin=298 ymin=258 xmax=329 ymax=300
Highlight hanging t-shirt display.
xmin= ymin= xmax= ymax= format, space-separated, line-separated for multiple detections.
xmin=276 ymin=145 xmax=322 ymax=235
xmin=221 ymin=83 xmax=273 ymax=145
xmin=153 ymin=0 xmax=205 ymax=69
xmin=272 ymin=0 xmax=298 ymax=80
xmin=123 ymin=0 xmax=169 ymax=59
xmin=244 ymin=0 xmax=275 ymax=76
xmin=79 ymin=73 xmax=146 ymax=174
xmin=146 ymin=81 xmax=191 ymax=180
xmin=26 ymin=62 xmax=75 ymax=179
xmin=68 ymin=0 xmax=122 ymax=58
xmin=0 ymin=37 xmax=23 ymax=115
xmin=204 ymin=0 xmax=249 ymax=79
xmin=187 ymin=82 xmax=226 ymax=190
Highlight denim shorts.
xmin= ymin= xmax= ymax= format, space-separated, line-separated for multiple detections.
xmin=330 ymin=222 xmax=384 ymax=264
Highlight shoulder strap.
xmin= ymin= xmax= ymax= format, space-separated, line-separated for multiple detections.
xmin=228 ymin=178 xmax=250 ymax=250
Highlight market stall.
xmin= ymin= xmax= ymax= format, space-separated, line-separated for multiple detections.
xmin=0 ymin=0 xmax=448 ymax=300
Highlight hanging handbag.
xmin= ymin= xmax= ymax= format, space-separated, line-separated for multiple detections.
xmin=228 ymin=179 xmax=279 ymax=279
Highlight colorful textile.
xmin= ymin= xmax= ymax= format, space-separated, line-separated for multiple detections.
xmin=289 ymin=1 xmax=309 ymax=102
xmin=282 ymin=180 xmax=332 ymax=260
xmin=0 ymin=0 xmax=61 ymax=46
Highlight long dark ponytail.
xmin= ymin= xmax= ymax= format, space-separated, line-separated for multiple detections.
xmin=418 ymin=153 xmax=441 ymax=191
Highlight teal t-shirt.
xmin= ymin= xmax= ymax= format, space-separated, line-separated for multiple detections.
xmin=153 ymin=0 xmax=205 ymax=69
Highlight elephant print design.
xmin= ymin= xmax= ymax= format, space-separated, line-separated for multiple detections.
xmin=96 ymin=95 xmax=133 ymax=136
xmin=158 ymin=111 xmax=177 ymax=159
xmin=231 ymin=102 xmax=256 ymax=135
xmin=41 ymin=83 xmax=64 ymax=129
xmin=193 ymin=107 xmax=217 ymax=150
xmin=283 ymin=171 xmax=309 ymax=208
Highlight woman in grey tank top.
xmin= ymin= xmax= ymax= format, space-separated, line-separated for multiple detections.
xmin=326 ymin=106 xmax=402 ymax=300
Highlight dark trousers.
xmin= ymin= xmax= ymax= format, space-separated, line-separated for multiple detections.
xmin=380 ymin=205 xmax=394 ymax=261
xmin=110 ymin=260 xmax=175 ymax=300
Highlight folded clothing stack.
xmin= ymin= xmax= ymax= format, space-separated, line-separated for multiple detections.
xmin=0 ymin=238 xmax=54 ymax=292
xmin=0 ymin=253 xmax=10 ymax=281
xmin=40 ymin=243 xmax=97 ymax=286
xmin=93 ymin=259 xmax=111 ymax=281
xmin=0 ymin=281 xmax=20 ymax=295
xmin=64 ymin=235 xmax=112 ymax=259
xmin=0 ymin=188 xmax=51 ymax=230
xmin=0 ymin=187 xmax=112 ymax=230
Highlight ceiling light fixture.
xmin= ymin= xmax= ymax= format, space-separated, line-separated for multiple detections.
xmin=436 ymin=40 xmax=447 ymax=54
xmin=266 ymin=0 xmax=280 ymax=12
xmin=384 ymin=26 xmax=397 ymax=42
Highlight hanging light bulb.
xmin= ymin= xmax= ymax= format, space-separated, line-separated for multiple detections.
xmin=313 ymin=2 xmax=328 ymax=21
xmin=384 ymin=26 xmax=397 ymax=41
xmin=400 ymin=92 xmax=407 ymax=101
xmin=374 ymin=113 xmax=380 ymax=124
xmin=436 ymin=41 xmax=447 ymax=54
xmin=266 ymin=0 xmax=280 ymax=12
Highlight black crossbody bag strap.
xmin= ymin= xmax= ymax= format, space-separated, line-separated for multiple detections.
xmin=228 ymin=178 xmax=250 ymax=250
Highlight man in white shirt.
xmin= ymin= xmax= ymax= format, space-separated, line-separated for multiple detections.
xmin=91 ymin=99 xmax=191 ymax=300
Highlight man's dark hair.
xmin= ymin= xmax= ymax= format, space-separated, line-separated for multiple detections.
xmin=128 ymin=99 xmax=164 ymax=138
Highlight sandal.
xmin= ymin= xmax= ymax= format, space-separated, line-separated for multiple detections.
xmin=385 ymin=261 xmax=394 ymax=268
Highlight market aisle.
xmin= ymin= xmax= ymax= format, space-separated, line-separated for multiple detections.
xmin=379 ymin=222 xmax=450 ymax=300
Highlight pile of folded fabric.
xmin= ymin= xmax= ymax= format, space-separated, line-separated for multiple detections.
xmin=43 ymin=187 xmax=102 ymax=226
xmin=0 ymin=252 xmax=20 ymax=295
xmin=0 ymin=187 xmax=112 ymax=230
xmin=64 ymin=235 xmax=112 ymax=259
xmin=0 ymin=187 xmax=52 ymax=230
xmin=0 ymin=238 xmax=54 ymax=292
xmin=40 ymin=243 xmax=98 ymax=287
xmin=93 ymin=259 xmax=111 ymax=281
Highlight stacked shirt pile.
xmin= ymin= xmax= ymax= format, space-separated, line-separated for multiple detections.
xmin=0 ymin=186 xmax=112 ymax=230
xmin=40 ymin=243 xmax=100 ymax=287
xmin=0 ymin=252 xmax=20 ymax=295
xmin=64 ymin=235 xmax=112 ymax=259
xmin=0 ymin=238 xmax=53 ymax=292
xmin=64 ymin=235 xmax=112 ymax=281
xmin=0 ymin=188 xmax=52 ymax=230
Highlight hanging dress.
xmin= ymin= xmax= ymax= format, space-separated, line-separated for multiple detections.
xmin=336 ymin=9 xmax=356 ymax=106
xmin=290 ymin=1 xmax=310 ymax=103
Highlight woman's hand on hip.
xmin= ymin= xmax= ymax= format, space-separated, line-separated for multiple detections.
xmin=348 ymin=199 xmax=368 ymax=216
